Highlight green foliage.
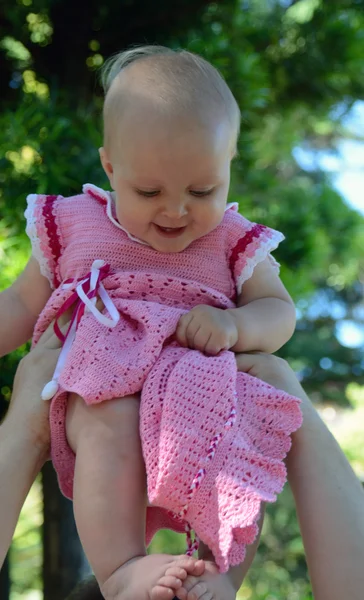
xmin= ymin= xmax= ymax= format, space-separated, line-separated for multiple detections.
xmin=10 ymin=478 xmax=43 ymax=600
xmin=0 ymin=94 xmax=104 ymax=235
xmin=182 ymin=0 xmax=364 ymax=299
xmin=329 ymin=384 xmax=364 ymax=475
xmin=241 ymin=488 xmax=312 ymax=600
xmin=1 ymin=0 xmax=364 ymax=598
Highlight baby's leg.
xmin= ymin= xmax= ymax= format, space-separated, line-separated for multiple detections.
xmin=176 ymin=508 xmax=265 ymax=600
xmin=66 ymin=394 xmax=146 ymax=582
xmin=66 ymin=394 xmax=204 ymax=600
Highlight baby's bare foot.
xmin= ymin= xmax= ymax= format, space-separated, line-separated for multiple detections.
xmin=176 ymin=560 xmax=236 ymax=600
xmin=101 ymin=554 xmax=205 ymax=600
xmin=151 ymin=556 xmax=205 ymax=600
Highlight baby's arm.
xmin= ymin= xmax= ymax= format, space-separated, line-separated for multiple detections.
xmin=176 ymin=258 xmax=295 ymax=355
xmin=0 ymin=256 xmax=52 ymax=357
xmin=227 ymin=257 xmax=296 ymax=353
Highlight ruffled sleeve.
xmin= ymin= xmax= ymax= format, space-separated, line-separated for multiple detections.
xmin=227 ymin=211 xmax=284 ymax=295
xmin=25 ymin=194 xmax=64 ymax=289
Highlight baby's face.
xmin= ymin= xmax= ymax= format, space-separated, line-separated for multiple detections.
xmin=100 ymin=112 xmax=232 ymax=253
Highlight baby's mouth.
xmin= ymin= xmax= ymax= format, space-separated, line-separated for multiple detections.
xmin=154 ymin=224 xmax=187 ymax=237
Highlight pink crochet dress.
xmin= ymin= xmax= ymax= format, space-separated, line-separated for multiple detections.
xmin=25 ymin=183 xmax=302 ymax=572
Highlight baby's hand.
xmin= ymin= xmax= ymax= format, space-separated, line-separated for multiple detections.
xmin=176 ymin=305 xmax=238 ymax=355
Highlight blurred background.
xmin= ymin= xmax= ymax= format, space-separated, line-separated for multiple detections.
xmin=0 ymin=0 xmax=363 ymax=598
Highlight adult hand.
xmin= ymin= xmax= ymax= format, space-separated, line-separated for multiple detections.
xmin=5 ymin=320 xmax=64 ymax=462
xmin=235 ymin=352 xmax=308 ymax=401
xmin=0 ymin=319 xmax=68 ymax=569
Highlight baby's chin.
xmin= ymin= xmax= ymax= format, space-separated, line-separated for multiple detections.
xmin=143 ymin=229 xmax=198 ymax=253
xmin=148 ymin=240 xmax=194 ymax=253
xmin=147 ymin=222 xmax=221 ymax=253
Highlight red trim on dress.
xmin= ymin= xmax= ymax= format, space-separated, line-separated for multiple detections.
xmin=85 ymin=187 xmax=108 ymax=206
xmin=85 ymin=186 xmax=121 ymax=224
xmin=229 ymin=224 xmax=265 ymax=273
xmin=42 ymin=195 xmax=62 ymax=288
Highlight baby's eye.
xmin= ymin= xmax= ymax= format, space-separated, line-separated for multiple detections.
xmin=135 ymin=189 xmax=160 ymax=198
xmin=189 ymin=189 xmax=214 ymax=197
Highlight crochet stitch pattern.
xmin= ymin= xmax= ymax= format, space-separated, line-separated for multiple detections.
xmin=26 ymin=184 xmax=302 ymax=572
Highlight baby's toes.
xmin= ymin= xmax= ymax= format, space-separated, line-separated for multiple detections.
xmin=191 ymin=559 xmax=205 ymax=576
xmin=175 ymin=575 xmax=199 ymax=600
xmin=174 ymin=581 xmax=190 ymax=600
xmin=173 ymin=557 xmax=205 ymax=577
xmin=150 ymin=583 xmax=178 ymax=600
xmin=175 ymin=575 xmax=200 ymax=600
xmin=164 ymin=565 xmax=189 ymax=581
xmin=158 ymin=575 xmax=183 ymax=591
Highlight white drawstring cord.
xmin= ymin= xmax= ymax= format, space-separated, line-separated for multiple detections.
xmin=41 ymin=260 xmax=119 ymax=401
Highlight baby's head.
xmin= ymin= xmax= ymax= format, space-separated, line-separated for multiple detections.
xmin=99 ymin=46 xmax=241 ymax=252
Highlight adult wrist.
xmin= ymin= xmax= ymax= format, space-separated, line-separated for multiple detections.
xmin=1 ymin=412 xmax=49 ymax=467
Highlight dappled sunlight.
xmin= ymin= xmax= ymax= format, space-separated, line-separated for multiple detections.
xmin=5 ymin=145 xmax=42 ymax=175
xmin=22 ymin=71 xmax=49 ymax=99
xmin=26 ymin=14 xmax=53 ymax=46
xmin=0 ymin=37 xmax=31 ymax=63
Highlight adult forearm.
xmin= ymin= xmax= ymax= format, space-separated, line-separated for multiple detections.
xmin=0 ymin=319 xmax=61 ymax=569
xmin=286 ymin=399 xmax=364 ymax=600
xmin=234 ymin=353 xmax=364 ymax=599
xmin=0 ymin=288 xmax=35 ymax=357
xmin=0 ymin=417 xmax=45 ymax=568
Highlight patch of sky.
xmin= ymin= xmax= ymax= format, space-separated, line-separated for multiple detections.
xmin=293 ymin=100 xmax=364 ymax=216
xmin=336 ymin=321 xmax=364 ymax=349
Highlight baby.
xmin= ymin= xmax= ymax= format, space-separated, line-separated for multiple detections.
xmin=0 ymin=46 xmax=301 ymax=600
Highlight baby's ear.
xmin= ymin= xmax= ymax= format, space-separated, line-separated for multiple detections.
xmin=99 ymin=147 xmax=115 ymax=187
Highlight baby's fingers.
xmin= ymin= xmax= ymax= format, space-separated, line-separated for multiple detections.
xmin=185 ymin=319 xmax=204 ymax=349
xmin=204 ymin=333 xmax=227 ymax=356
xmin=190 ymin=327 xmax=211 ymax=353
xmin=176 ymin=313 xmax=193 ymax=347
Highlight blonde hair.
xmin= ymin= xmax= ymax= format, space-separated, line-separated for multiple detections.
xmin=100 ymin=45 xmax=241 ymax=153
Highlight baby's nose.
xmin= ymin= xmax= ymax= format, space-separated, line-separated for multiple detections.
xmin=162 ymin=201 xmax=188 ymax=219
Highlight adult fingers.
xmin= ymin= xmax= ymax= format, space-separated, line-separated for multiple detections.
xmin=95 ymin=298 xmax=105 ymax=312
xmin=234 ymin=352 xmax=265 ymax=375
xmin=40 ymin=297 xmax=82 ymax=347
xmin=36 ymin=320 xmax=69 ymax=350
xmin=235 ymin=352 xmax=306 ymax=399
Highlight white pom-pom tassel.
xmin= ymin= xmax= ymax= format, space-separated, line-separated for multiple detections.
xmin=41 ymin=379 xmax=59 ymax=401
